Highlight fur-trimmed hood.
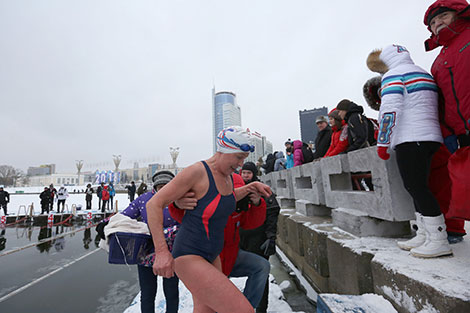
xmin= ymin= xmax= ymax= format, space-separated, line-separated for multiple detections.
xmin=367 ymin=45 xmax=414 ymax=74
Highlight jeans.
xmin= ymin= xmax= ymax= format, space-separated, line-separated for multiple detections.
xmin=137 ymin=265 xmax=179 ymax=313
xmin=229 ymin=249 xmax=270 ymax=309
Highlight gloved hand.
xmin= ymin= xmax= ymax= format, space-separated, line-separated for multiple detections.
xmin=377 ymin=146 xmax=390 ymax=160
xmin=260 ymin=238 xmax=276 ymax=256
xmin=444 ymin=135 xmax=458 ymax=154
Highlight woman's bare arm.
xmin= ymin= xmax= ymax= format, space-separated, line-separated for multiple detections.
xmin=234 ymin=181 xmax=272 ymax=201
xmin=146 ymin=163 xmax=203 ymax=277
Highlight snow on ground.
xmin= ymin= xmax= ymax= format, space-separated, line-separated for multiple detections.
xmin=2 ymin=186 xmax=131 ymax=215
xmin=304 ymin=215 xmax=470 ymax=311
xmin=123 ymin=275 xmax=302 ymax=313
xmin=318 ymin=293 xmax=398 ymax=313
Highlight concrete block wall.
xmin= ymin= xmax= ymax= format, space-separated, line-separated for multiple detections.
xmin=276 ymin=210 xmax=467 ymax=313
xmin=261 ymin=146 xmax=416 ymax=237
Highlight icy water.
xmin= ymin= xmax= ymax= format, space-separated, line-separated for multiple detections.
xmin=0 ymin=222 xmax=140 ymax=313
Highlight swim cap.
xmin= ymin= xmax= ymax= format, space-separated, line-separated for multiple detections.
xmin=216 ymin=126 xmax=255 ymax=154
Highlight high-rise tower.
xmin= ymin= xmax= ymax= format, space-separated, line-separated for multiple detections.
xmin=212 ymin=87 xmax=241 ymax=153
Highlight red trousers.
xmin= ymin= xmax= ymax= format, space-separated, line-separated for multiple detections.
xmin=429 ymin=145 xmax=466 ymax=234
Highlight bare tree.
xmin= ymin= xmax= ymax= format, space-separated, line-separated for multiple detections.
xmin=0 ymin=165 xmax=24 ymax=187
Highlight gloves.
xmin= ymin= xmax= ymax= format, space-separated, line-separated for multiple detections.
xmin=260 ymin=238 xmax=276 ymax=256
xmin=444 ymin=135 xmax=458 ymax=154
xmin=377 ymin=146 xmax=390 ymax=160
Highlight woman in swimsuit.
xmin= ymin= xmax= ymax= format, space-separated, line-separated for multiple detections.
xmin=146 ymin=126 xmax=272 ymax=313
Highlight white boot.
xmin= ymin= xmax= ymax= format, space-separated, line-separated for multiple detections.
xmin=411 ymin=214 xmax=453 ymax=258
xmin=397 ymin=213 xmax=426 ymax=251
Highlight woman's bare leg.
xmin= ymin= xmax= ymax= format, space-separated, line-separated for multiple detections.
xmin=175 ymin=255 xmax=253 ymax=313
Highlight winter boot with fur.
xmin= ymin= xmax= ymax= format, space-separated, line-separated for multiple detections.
xmin=397 ymin=213 xmax=426 ymax=251
xmin=410 ymin=214 xmax=453 ymax=258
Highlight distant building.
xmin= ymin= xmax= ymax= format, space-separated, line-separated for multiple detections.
xmin=27 ymin=164 xmax=56 ymax=176
xmin=212 ymin=87 xmax=241 ymax=153
xmin=245 ymin=130 xmax=273 ymax=164
xmin=299 ymin=107 xmax=328 ymax=146
xmin=28 ymin=173 xmax=83 ymax=187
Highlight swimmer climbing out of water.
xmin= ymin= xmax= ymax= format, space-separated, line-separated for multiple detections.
xmin=146 ymin=126 xmax=272 ymax=313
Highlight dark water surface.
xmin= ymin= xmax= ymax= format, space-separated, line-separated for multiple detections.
xmin=0 ymin=223 xmax=139 ymax=313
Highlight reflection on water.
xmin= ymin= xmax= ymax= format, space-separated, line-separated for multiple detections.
xmin=0 ymin=229 xmax=6 ymax=251
xmin=83 ymin=228 xmax=92 ymax=249
xmin=37 ymin=228 xmax=53 ymax=253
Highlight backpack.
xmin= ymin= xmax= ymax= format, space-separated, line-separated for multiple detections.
xmin=102 ymin=189 xmax=110 ymax=201
xmin=301 ymin=142 xmax=314 ymax=164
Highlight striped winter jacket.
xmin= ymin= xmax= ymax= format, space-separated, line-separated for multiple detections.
xmin=376 ymin=45 xmax=443 ymax=150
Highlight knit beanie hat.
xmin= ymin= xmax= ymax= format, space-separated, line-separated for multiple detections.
xmin=152 ymin=170 xmax=175 ymax=190
xmin=328 ymin=109 xmax=342 ymax=122
xmin=241 ymin=162 xmax=258 ymax=177
xmin=336 ymin=99 xmax=353 ymax=111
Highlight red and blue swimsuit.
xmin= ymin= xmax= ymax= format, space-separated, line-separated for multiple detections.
xmin=172 ymin=161 xmax=236 ymax=263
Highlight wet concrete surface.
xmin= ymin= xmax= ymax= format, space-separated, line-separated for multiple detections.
xmin=269 ymin=254 xmax=317 ymax=313
xmin=0 ymin=223 xmax=139 ymax=313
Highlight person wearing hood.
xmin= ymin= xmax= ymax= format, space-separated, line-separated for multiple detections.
xmin=261 ymin=153 xmax=276 ymax=174
xmin=367 ymin=44 xmax=451 ymax=258
xmin=101 ymin=185 xmax=110 ymax=212
xmin=292 ymin=140 xmax=304 ymax=166
xmin=273 ymin=151 xmax=287 ymax=171
xmin=424 ymin=0 xmax=470 ymax=225
xmin=324 ymin=109 xmax=349 ymax=157
xmin=313 ymin=115 xmax=332 ymax=159
xmin=239 ymin=162 xmax=281 ymax=313
xmin=335 ymin=100 xmax=369 ymax=152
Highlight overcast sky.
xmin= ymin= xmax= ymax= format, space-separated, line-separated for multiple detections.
xmin=1 ymin=0 xmax=440 ymax=173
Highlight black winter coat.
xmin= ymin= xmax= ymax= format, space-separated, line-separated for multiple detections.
xmin=344 ymin=103 xmax=368 ymax=152
xmin=239 ymin=193 xmax=280 ymax=256
xmin=0 ymin=191 xmax=9 ymax=204
xmin=40 ymin=190 xmax=50 ymax=205
xmin=313 ymin=126 xmax=332 ymax=159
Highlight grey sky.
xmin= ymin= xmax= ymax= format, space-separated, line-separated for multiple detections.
xmin=1 ymin=0 xmax=439 ymax=173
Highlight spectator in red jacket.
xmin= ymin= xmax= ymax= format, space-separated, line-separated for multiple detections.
xmin=168 ymin=173 xmax=270 ymax=310
xmin=324 ymin=109 xmax=349 ymax=157
xmin=424 ymin=0 xmax=470 ymax=223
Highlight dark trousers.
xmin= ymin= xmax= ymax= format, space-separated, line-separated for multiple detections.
xmin=257 ymin=255 xmax=270 ymax=313
xmin=101 ymin=200 xmax=109 ymax=213
xmin=1 ymin=203 xmax=7 ymax=215
xmin=110 ymin=196 xmax=114 ymax=210
xmin=86 ymin=199 xmax=92 ymax=210
xmin=129 ymin=193 xmax=135 ymax=202
xmin=50 ymin=198 xmax=54 ymax=210
xmin=41 ymin=203 xmax=49 ymax=215
xmin=137 ymin=265 xmax=179 ymax=313
xmin=395 ymin=141 xmax=441 ymax=217
xmin=98 ymin=198 xmax=102 ymax=210
xmin=57 ymin=200 xmax=66 ymax=212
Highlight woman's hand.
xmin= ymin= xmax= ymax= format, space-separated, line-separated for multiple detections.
xmin=153 ymin=250 xmax=175 ymax=278
xmin=246 ymin=181 xmax=272 ymax=198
